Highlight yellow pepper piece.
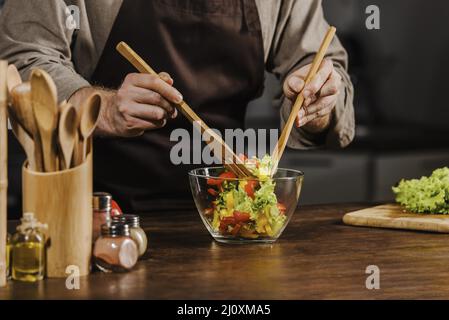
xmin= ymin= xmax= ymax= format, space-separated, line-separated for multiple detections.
xmin=226 ymin=192 xmax=234 ymax=211
xmin=256 ymin=215 xmax=268 ymax=233
xmin=265 ymin=223 xmax=274 ymax=237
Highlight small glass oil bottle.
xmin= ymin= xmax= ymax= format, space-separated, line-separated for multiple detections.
xmin=11 ymin=213 xmax=47 ymax=282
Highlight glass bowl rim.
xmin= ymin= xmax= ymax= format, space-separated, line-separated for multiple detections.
xmin=188 ymin=166 xmax=304 ymax=181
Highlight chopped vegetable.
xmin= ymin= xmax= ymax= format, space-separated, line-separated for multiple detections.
xmin=244 ymin=180 xmax=258 ymax=199
xmin=207 ymin=188 xmax=218 ymax=196
xmin=111 ymin=200 xmax=123 ymax=217
xmin=392 ymin=167 xmax=449 ymax=214
xmin=205 ymin=155 xmax=287 ymax=239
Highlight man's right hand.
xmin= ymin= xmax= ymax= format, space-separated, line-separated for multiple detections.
xmin=70 ymin=72 xmax=183 ymax=137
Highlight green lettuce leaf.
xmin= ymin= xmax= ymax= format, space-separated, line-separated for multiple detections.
xmin=392 ymin=167 xmax=449 ymax=214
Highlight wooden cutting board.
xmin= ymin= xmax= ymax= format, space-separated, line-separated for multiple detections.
xmin=343 ymin=204 xmax=449 ymax=233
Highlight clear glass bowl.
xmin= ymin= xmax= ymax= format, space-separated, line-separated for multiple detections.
xmin=189 ymin=167 xmax=304 ymax=244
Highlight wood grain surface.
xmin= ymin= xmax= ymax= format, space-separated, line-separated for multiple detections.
xmin=2 ymin=203 xmax=449 ymax=299
xmin=343 ymin=204 xmax=449 ymax=233
xmin=22 ymin=152 xmax=93 ymax=278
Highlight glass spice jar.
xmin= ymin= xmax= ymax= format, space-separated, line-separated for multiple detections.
xmin=112 ymin=214 xmax=148 ymax=257
xmin=92 ymin=192 xmax=113 ymax=242
xmin=93 ymin=222 xmax=138 ymax=273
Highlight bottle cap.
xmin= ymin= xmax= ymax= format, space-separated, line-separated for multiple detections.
xmin=101 ymin=222 xmax=130 ymax=237
xmin=112 ymin=214 xmax=140 ymax=228
xmin=17 ymin=212 xmax=48 ymax=232
xmin=93 ymin=192 xmax=112 ymax=211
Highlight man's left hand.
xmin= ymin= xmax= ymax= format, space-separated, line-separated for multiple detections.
xmin=283 ymin=59 xmax=342 ymax=133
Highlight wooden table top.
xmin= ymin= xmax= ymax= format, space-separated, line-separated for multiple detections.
xmin=2 ymin=203 xmax=449 ymax=300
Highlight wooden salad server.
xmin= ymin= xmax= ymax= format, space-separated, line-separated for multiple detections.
xmin=271 ymin=26 xmax=336 ymax=176
xmin=116 ymin=41 xmax=253 ymax=178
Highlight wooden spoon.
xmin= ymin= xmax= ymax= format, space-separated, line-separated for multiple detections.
xmin=8 ymin=110 xmax=36 ymax=170
xmin=31 ymin=69 xmax=59 ymax=172
xmin=78 ymin=92 xmax=101 ymax=163
xmin=58 ymin=101 xmax=77 ymax=170
xmin=11 ymin=83 xmax=44 ymax=171
xmin=7 ymin=64 xmax=22 ymax=96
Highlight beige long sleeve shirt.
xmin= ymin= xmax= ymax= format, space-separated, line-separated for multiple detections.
xmin=0 ymin=0 xmax=354 ymax=149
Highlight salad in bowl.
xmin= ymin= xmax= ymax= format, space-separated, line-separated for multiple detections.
xmin=189 ymin=155 xmax=304 ymax=244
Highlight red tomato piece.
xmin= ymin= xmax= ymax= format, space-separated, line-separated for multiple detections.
xmin=207 ymin=171 xmax=237 ymax=186
xmin=207 ymin=188 xmax=218 ymax=196
xmin=221 ymin=216 xmax=236 ymax=224
xmin=218 ymin=171 xmax=237 ymax=181
xmin=219 ymin=217 xmax=234 ymax=234
xmin=207 ymin=178 xmax=222 ymax=186
xmin=277 ymin=203 xmax=287 ymax=214
xmin=231 ymin=224 xmax=242 ymax=236
xmin=244 ymin=180 xmax=258 ymax=199
xmin=233 ymin=211 xmax=251 ymax=223
xmin=111 ymin=200 xmax=123 ymax=217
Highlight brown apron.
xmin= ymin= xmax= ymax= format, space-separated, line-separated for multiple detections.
xmin=91 ymin=0 xmax=265 ymax=212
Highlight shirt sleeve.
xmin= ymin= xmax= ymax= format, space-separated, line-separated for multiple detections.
xmin=0 ymin=0 xmax=91 ymax=102
xmin=267 ymin=0 xmax=355 ymax=149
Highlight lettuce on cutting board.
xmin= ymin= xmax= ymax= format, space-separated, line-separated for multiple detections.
xmin=392 ymin=167 xmax=449 ymax=214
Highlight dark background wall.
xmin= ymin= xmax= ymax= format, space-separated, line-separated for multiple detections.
xmin=3 ymin=0 xmax=449 ymax=217
xmin=247 ymin=0 xmax=449 ymax=204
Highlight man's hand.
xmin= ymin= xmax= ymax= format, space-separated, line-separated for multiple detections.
xmin=70 ymin=72 xmax=182 ymax=137
xmin=283 ymin=59 xmax=342 ymax=133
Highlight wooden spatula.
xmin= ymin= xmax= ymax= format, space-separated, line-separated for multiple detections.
xmin=31 ymin=69 xmax=59 ymax=172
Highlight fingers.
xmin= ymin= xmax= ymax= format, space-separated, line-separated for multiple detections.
xmin=122 ymin=101 xmax=168 ymax=121
xmin=296 ymin=95 xmax=336 ymax=127
xmin=122 ymin=113 xmax=167 ymax=134
xmin=302 ymin=59 xmax=333 ymax=105
xmin=284 ymin=75 xmax=305 ymax=101
xmin=159 ymin=72 xmax=174 ymax=86
xmin=157 ymin=72 xmax=178 ymax=118
xmin=319 ymin=70 xmax=342 ymax=97
xmin=129 ymin=86 xmax=178 ymax=119
xmin=283 ymin=65 xmax=310 ymax=101
xmin=124 ymin=73 xmax=183 ymax=104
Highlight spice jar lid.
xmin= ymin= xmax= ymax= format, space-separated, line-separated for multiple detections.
xmin=101 ymin=222 xmax=130 ymax=237
xmin=112 ymin=214 xmax=140 ymax=228
xmin=93 ymin=192 xmax=112 ymax=211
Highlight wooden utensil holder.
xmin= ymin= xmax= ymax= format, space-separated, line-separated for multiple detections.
xmin=22 ymin=151 xmax=93 ymax=278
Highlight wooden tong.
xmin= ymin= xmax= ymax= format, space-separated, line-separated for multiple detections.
xmin=116 ymin=42 xmax=252 ymax=178
xmin=271 ymin=26 xmax=336 ymax=176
